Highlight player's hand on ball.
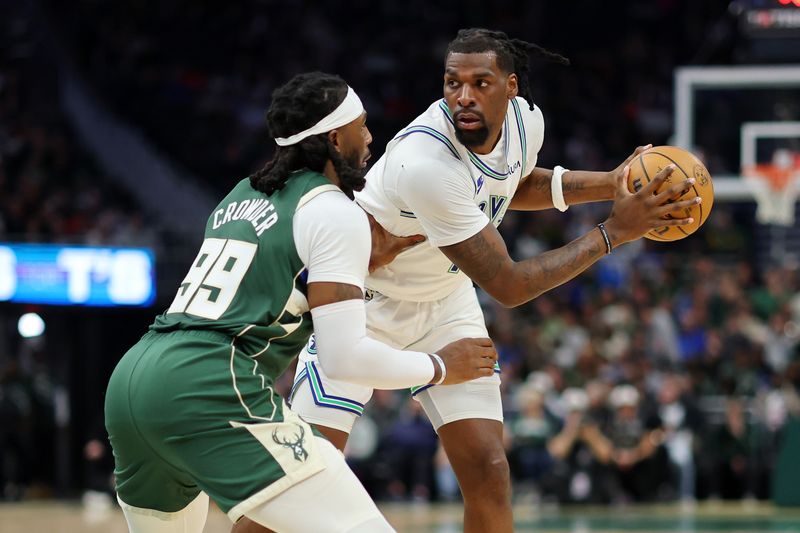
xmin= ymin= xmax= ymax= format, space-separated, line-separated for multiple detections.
xmin=603 ymin=164 xmax=700 ymax=246
xmin=434 ymin=337 xmax=498 ymax=385
xmin=605 ymin=144 xmax=652 ymax=194
xmin=366 ymin=213 xmax=425 ymax=272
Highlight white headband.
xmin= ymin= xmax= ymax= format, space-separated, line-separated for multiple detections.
xmin=274 ymin=86 xmax=364 ymax=146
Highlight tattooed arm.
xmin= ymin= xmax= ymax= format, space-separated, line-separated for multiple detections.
xmin=509 ymin=145 xmax=654 ymax=211
xmin=509 ymin=167 xmax=614 ymax=211
xmin=442 ymin=164 xmax=699 ymax=307
xmin=440 ymin=221 xmax=607 ymax=307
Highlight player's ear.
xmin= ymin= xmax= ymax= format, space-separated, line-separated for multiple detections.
xmin=507 ymin=73 xmax=518 ymax=99
xmin=327 ymin=129 xmax=342 ymax=153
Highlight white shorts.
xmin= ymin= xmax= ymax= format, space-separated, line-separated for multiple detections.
xmin=289 ymin=281 xmax=502 ymax=433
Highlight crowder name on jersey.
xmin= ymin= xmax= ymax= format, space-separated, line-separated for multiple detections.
xmin=211 ymin=198 xmax=278 ymax=237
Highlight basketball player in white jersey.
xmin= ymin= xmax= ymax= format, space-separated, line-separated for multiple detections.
xmin=279 ymin=29 xmax=699 ymax=533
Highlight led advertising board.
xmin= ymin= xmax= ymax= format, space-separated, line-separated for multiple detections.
xmin=0 ymin=244 xmax=155 ymax=307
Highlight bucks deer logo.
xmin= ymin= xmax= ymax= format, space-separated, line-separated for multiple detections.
xmin=272 ymin=424 xmax=308 ymax=462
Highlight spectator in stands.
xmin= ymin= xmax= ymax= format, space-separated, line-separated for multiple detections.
xmin=751 ymin=267 xmax=791 ymax=322
xmin=677 ymin=307 xmax=708 ymax=363
xmin=713 ymin=398 xmax=757 ymax=499
xmin=656 ymin=373 xmax=703 ymax=502
xmin=0 ymin=359 xmax=33 ymax=501
xmin=546 ymin=388 xmax=614 ymax=504
xmin=380 ymin=398 xmax=438 ymax=502
xmin=506 ymin=383 xmax=560 ymax=495
xmin=764 ymin=310 xmax=797 ymax=374
xmin=607 ymin=385 xmax=670 ymax=502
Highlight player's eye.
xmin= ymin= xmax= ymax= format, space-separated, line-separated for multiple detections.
xmin=477 ymin=80 xmax=489 ymax=88
xmin=446 ymin=79 xmax=460 ymax=89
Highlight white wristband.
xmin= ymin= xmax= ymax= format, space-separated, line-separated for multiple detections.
xmin=429 ymin=353 xmax=446 ymax=385
xmin=551 ymin=166 xmax=570 ymax=212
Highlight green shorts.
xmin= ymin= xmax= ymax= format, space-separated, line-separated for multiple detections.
xmin=104 ymin=330 xmax=325 ymax=522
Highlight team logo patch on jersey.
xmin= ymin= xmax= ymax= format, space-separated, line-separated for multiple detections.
xmin=476 ymin=175 xmax=484 ymax=193
xmin=272 ymin=423 xmax=308 ymax=462
xmin=307 ymin=336 xmax=317 ymax=355
xmin=478 ymin=195 xmax=508 ymax=224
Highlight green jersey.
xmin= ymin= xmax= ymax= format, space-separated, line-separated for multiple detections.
xmin=107 ymin=171 xmax=348 ymax=518
xmin=151 ymin=170 xmax=332 ymax=379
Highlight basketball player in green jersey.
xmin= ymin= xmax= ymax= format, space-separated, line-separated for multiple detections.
xmin=104 ymin=72 xmax=498 ymax=533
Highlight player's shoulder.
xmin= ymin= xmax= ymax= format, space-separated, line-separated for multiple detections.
xmin=297 ymin=189 xmax=368 ymax=230
xmin=391 ymin=100 xmax=462 ymax=160
xmin=512 ymin=96 xmax=544 ymax=125
xmin=391 ymin=129 xmax=461 ymax=165
xmin=388 ymin=140 xmax=471 ymax=198
xmin=397 ymin=149 xmax=471 ymax=190
xmin=513 ymin=97 xmax=545 ymax=157
xmin=302 ymin=188 xmax=365 ymax=216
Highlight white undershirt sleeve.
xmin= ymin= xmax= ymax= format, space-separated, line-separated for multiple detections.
xmin=312 ymin=299 xmax=435 ymax=389
xmin=293 ymin=190 xmax=370 ymax=289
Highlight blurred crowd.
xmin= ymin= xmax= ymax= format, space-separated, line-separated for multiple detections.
xmin=0 ymin=2 xmax=156 ymax=501
xmin=0 ymin=3 xmax=160 ymax=248
xmin=47 ymin=0 xmax=738 ymax=191
xmin=491 ymin=245 xmax=800 ymax=504
xmin=3 ymin=0 xmax=800 ymax=508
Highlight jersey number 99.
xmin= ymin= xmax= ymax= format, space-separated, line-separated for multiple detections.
xmin=167 ymin=238 xmax=257 ymax=320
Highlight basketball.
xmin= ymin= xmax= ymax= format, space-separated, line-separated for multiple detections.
xmin=627 ymin=145 xmax=714 ymax=241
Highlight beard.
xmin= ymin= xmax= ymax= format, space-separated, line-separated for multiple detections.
xmin=453 ymin=124 xmax=490 ymax=148
xmin=333 ymin=149 xmax=368 ymax=200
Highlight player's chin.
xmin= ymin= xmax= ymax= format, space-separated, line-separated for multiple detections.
xmin=454 ymin=126 xmax=489 ymax=148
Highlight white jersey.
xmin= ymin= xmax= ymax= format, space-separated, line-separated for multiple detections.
xmin=356 ymin=97 xmax=545 ymax=302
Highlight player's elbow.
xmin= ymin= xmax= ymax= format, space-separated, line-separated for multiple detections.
xmin=500 ymin=298 xmax=522 ymax=309
xmin=499 ymin=294 xmax=533 ymax=308
xmin=485 ymin=284 xmax=535 ymax=308
xmin=484 ymin=270 xmax=547 ymax=307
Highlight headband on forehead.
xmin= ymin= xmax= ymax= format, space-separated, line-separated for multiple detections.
xmin=274 ymin=86 xmax=364 ymax=147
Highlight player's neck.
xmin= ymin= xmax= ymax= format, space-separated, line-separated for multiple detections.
xmin=470 ymin=128 xmax=503 ymax=155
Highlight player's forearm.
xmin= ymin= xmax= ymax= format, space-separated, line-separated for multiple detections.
xmin=503 ymin=228 xmax=607 ymax=306
xmin=441 ymin=223 xmax=608 ymax=308
xmin=311 ymin=299 xmax=436 ymax=388
xmin=509 ymin=167 xmax=614 ymax=211
xmin=562 ymin=169 xmax=615 ymax=204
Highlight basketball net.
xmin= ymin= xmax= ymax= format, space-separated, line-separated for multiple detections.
xmin=743 ymin=149 xmax=800 ymax=226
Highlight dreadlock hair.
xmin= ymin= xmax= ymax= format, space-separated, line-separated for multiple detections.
xmin=446 ymin=28 xmax=570 ymax=110
xmin=249 ymin=72 xmax=366 ymax=198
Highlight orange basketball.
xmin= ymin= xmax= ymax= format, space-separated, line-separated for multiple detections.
xmin=626 ymin=145 xmax=714 ymax=241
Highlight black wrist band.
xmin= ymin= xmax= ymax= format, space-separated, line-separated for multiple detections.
xmin=597 ymin=223 xmax=613 ymax=254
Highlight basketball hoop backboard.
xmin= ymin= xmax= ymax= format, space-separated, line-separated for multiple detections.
xmin=674 ymin=65 xmax=800 ymax=201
